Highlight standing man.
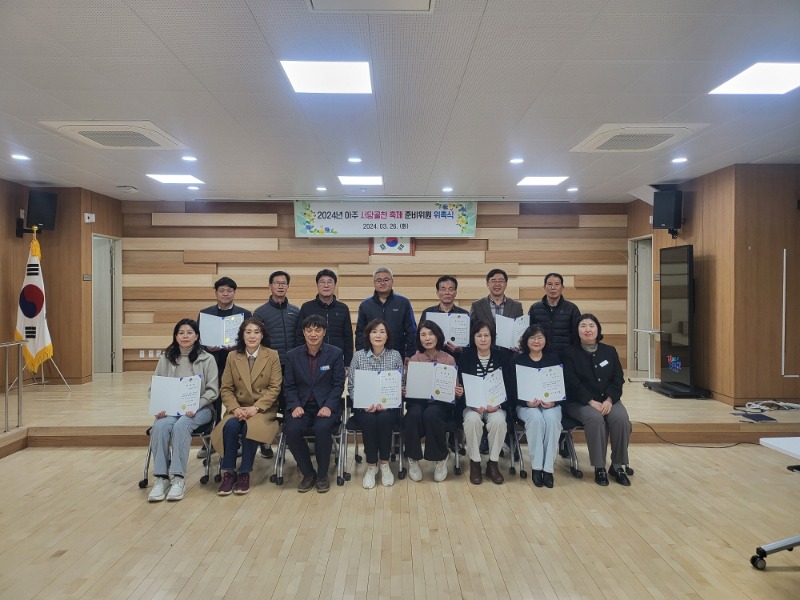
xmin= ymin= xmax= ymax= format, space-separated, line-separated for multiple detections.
xmin=254 ymin=270 xmax=300 ymax=458
xmin=295 ymin=269 xmax=354 ymax=368
xmin=197 ymin=276 xmax=251 ymax=459
xmin=283 ymin=315 xmax=346 ymax=493
xmin=470 ymin=268 xmax=524 ymax=332
xmin=355 ymin=266 xmax=417 ymax=358
xmin=421 ymin=275 xmax=469 ymax=355
xmin=528 ymin=272 xmax=581 ymax=356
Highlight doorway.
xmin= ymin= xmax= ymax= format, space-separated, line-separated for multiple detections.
xmin=92 ymin=235 xmax=122 ymax=373
xmin=628 ymin=236 xmax=653 ymax=372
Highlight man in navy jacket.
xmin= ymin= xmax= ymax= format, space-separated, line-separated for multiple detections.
xmin=283 ymin=315 xmax=346 ymax=493
xmin=355 ymin=266 xmax=417 ymax=358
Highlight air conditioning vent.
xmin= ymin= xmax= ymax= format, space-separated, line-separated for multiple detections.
xmin=39 ymin=120 xmax=186 ymax=150
xmin=571 ymin=124 xmax=708 ymax=153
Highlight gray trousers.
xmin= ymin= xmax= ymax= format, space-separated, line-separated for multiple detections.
xmin=564 ymin=401 xmax=631 ymax=469
xmin=463 ymin=408 xmax=507 ymax=462
xmin=151 ymin=406 xmax=214 ymax=477
xmin=517 ymin=404 xmax=562 ymax=473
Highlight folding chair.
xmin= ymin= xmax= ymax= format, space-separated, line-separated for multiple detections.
xmin=558 ymin=414 xmax=634 ymax=479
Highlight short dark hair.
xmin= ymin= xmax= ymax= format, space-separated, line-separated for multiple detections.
xmin=214 ymin=276 xmax=237 ymax=290
xmin=302 ymin=314 xmax=327 ymax=330
xmin=436 ymin=275 xmax=458 ymax=290
xmin=519 ymin=324 xmax=547 ymax=352
xmin=577 ymin=313 xmax=604 ymax=342
xmin=416 ymin=320 xmax=446 ymax=353
xmin=235 ymin=317 xmax=270 ymax=353
xmin=165 ymin=318 xmax=202 ymax=365
xmin=316 ymin=269 xmax=338 ymax=284
xmin=543 ymin=273 xmax=564 ymax=286
xmin=269 ymin=271 xmax=291 ymax=285
xmin=363 ymin=318 xmax=393 ymax=354
xmin=470 ymin=319 xmax=496 ymax=347
xmin=486 ymin=268 xmax=508 ymax=282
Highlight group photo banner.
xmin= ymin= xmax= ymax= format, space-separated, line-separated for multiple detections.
xmin=295 ymin=200 xmax=477 ymax=238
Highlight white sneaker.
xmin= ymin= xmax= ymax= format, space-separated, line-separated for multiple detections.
xmin=166 ymin=477 xmax=185 ymax=501
xmin=363 ymin=465 xmax=379 ymax=489
xmin=148 ymin=477 xmax=170 ymax=502
xmin=434 ymin=459 xmax=448 ymax=482
xmin=380 ymin=463 xmax=394 ymax=487
xmin=407 ymin=459 xmax=422 ymax=482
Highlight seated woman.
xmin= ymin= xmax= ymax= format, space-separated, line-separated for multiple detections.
xmin=402 ymin=320 xmax=463 ymax=483
xmin=348 ymin=318 xmax=404 ymax=489
xmin=562 ymin=313 xmax=632 ymax=486
xmin=514 ymin=325 xmax=562 ymax=488
xmin=148 ymin=318 xmax=219 ymax=502
xmin=211 ymin=317 xmax=282 ymax=495
xmin=457 ymin=320 xmax=512 ymax=485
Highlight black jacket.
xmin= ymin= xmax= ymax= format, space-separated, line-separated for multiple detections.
xmin=528 ymin=295 xmax=581 ymax=354
xmin=294 ymin=295 xmax=354 ymax=366
xmin=253 ymin=298 xmax=300 ymax=365
xmin=355 ymin=291 xmax=417 ymax=358
xmin=562 ymin=343 xmax=624 ymax=406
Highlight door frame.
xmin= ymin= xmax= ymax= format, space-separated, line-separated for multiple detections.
xmin=92 ymin=234 xmax=123 ymax=373
xmin=627 ymin=235 xmax=654 ymax=371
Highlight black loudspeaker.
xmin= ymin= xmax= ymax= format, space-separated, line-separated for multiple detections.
xmin=26 ymin=190 xmax=58 ymax=230
xmin=653 ymin=190 xmax=682 ymax=230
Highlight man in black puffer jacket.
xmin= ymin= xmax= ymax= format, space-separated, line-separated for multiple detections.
xmin=528 ymin=272 xmax=581 ymax=357
xmin=295 ymin=269 xmax=354 ymax=367
xmin=355 ymin=266 xmax=417 ymax=358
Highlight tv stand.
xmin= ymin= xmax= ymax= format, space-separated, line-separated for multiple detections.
xmin=644 ymin=381 xmax=710 ymax=399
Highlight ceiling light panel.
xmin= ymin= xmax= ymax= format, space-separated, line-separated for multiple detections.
xmin=338 ymin=175 xmax=383 ymax=185
xmin=709 ymin=63 xmax=800 ymax=94
xmin=517 ymin=176 xmax=568 ymax=186
xmin=280 ymin=61 xmax=372 ymax=93
xmin=147 ymin=174 xmax=205 ymax=184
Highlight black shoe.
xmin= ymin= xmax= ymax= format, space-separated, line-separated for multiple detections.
xmin=316 ymin=476 xmax=330 ymax=493
xmin=532 ymin=469 xmax=544 ymax=488
xmin=260 ymin=444 xmax=274 ymax=459
xmin=298 ymin=473 xmax=317 ymax=493
xmin=612 ymin=467 xmax=631 ymax=486
xmin=594 ymin=468 xmax=609 ymax=486
xmin=479 ymin=431 xmax=489 ymax=455
xmin=542 ymin=472 xmax=554 ymax=488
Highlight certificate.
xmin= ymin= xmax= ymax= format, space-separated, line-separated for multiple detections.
xmin=516 ymin=364 xmax=566 ymax=402
xmin=462 ymin=369 xmax=507 ymax=409
xmin=149 ymin=374 xmax=202 ymax=415
xmin=405 ymin=361 xmax=458 ymax=403
xmin=425 ymin=312 xmax=470 ymax=347
xmin=199 ymin=312 xmax=244 ymax=347
xmin=353 ymin=369 xmax=402 ymax=409
xmin=495 ymin=314 xmax=529 ymax=350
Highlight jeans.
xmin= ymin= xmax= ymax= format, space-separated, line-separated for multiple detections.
xmin=151 ymin=406 xmax=214 ymax=477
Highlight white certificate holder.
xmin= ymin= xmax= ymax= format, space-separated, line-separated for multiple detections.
xmin=425 ymin=312 xmax=470 ymax=347
xmin=495 ymin=314 xmax=529 ymax=350
xmin=406 ymin=361 xmax=457 ymax=403
xmin=199 ymin=313 xmax=244 ymax=347
xmin=149 ymin=374 xmax=202 ymax=415
xmin=462 ymin=369 xmax=507 ymax=409
xmin=515 ymin=364 xmax=566 ymax=402
xmin=353 ymin=369 xmax=403 ymax=409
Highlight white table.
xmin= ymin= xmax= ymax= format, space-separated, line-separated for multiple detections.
xmin=750 ymin=437 xmax=800 ymax=570
xmin=628 ymin=328 xmax=661 ymax=383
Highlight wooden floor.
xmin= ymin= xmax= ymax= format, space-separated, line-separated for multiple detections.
xmin=1 ymin=373 xmax=800 ymax=598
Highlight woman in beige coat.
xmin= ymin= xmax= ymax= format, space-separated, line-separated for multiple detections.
xmin=212 ymin=317 xmax=282 ymax=495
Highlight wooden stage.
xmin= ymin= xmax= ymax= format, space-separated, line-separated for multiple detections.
xmin=1 ymin=373 xmax=799 ymax=599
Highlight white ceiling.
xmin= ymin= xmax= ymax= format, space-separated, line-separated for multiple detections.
xmin=0 ymin=0 xmax=798 ymax=203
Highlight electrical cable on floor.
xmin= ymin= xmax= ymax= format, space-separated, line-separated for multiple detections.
xmin=738 ymin=400 xmax=800 ymax=412
xmin=632 ymin=421 xmax=759 ymax=449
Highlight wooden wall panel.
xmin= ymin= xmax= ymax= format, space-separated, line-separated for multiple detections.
xmin=121 ymin=201 xmax=630 ymax=371
xmin=0 ymin=179 xmax=29 ymax=380
xmin=152 ymin=213 xmax=277 ymax=227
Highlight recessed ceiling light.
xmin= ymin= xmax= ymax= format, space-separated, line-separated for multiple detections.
xmin=11 ymin=154 xmax=30 ymax=160
xmin=147 ymin=174 xmax=205 ymax=184
xmin=338 ymin=175 xmax=383 ymax=185
xmin=517 ymin=176 xmax=569 ymax=186
xmin=280 ymin=60 xmax=372 ymax=94
xmin=316 ymin=186 xmax=328 ymax=192
xmin=347 ymin=157 xmax=362 ymax=163
xmin=187 ymin=186 xmax=200 ymax=190
xmin=709 ymin=62 xmax=800 ymax=94
xmin=509 ymin=158 xmax=524 ymax=164
xmin=442 ymin=186 xmax=453 ymax=192
xmin=182 ymin=155 xmax=197 ymax=162
xmin=672 ymin=157 xmax=688 ymax=164
xmin=567 ymin=187 xmax=579 ymax=192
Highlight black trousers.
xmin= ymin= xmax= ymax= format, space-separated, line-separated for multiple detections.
xmin=351 ymin=408 xmax=399 ymax=464
xmin=284 ymin=411 xmax=338 ymax=477
xmin=402 ymin=401 xmax=451 ymax=462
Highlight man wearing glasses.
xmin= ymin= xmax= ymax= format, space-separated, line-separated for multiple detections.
xmin=470 ymin=268 xmax=523 ymax=332
xmin=254 ymin=271 xmax=300 ymax=458
xmin=355 ymin=266 xmax=417 ymax=358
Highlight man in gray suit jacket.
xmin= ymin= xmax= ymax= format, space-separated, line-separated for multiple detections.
xmin=283 ymin=315 xmax=346 ymax=494
xmin=470 ymin=268 xmax=524 ymax=333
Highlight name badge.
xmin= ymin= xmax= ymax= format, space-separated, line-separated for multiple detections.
xmin=320 ymin=365 xmax=330 ymax=371
xmin=599 ymin=360 xmax=609 ymax=367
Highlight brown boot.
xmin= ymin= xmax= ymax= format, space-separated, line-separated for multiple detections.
xmin=469 ymin=460 xmax=483 ymax=485
xmin=486 ymin=460 xmax=504 ymax=485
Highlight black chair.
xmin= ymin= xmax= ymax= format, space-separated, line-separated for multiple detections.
xmin=138 ymin=403 xmax=218 ymax=489
xmin=558 ymin=413 xmax=634 ymax=479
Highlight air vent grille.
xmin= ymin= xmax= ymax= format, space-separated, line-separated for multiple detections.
xmin=571 ymin=123 xmax=708 ymax=153
xmin=596 ymin=133 xmax=674 ymax=151
xmin=39 ymin=120 xmax=186 ymax=150
xmin=78 ymin=131 xmax=162 ymax=148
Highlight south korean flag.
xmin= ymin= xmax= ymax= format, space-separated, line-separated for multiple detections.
xmin=14 ymin=236 xmax=53 ymax=372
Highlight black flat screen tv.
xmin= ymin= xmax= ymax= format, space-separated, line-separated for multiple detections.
xmin=658 ymin=244 xmax=695 ymax=390
xmin=26 ymin=190 xmax=58 ymax=230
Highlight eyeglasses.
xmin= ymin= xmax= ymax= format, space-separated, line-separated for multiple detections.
xmin=271 ymin=281 xmax=289 ymax=287
xmin=374 ymin=278 xmax=392 ymax=284
xmin=488 ymin=279 xmax=506 ymax=285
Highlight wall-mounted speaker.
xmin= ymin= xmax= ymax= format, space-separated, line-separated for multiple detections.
xmin=26 ymin=190 xmax=58 ymax=230
xmin=653 ymin=190 xmax=682 ymax=230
